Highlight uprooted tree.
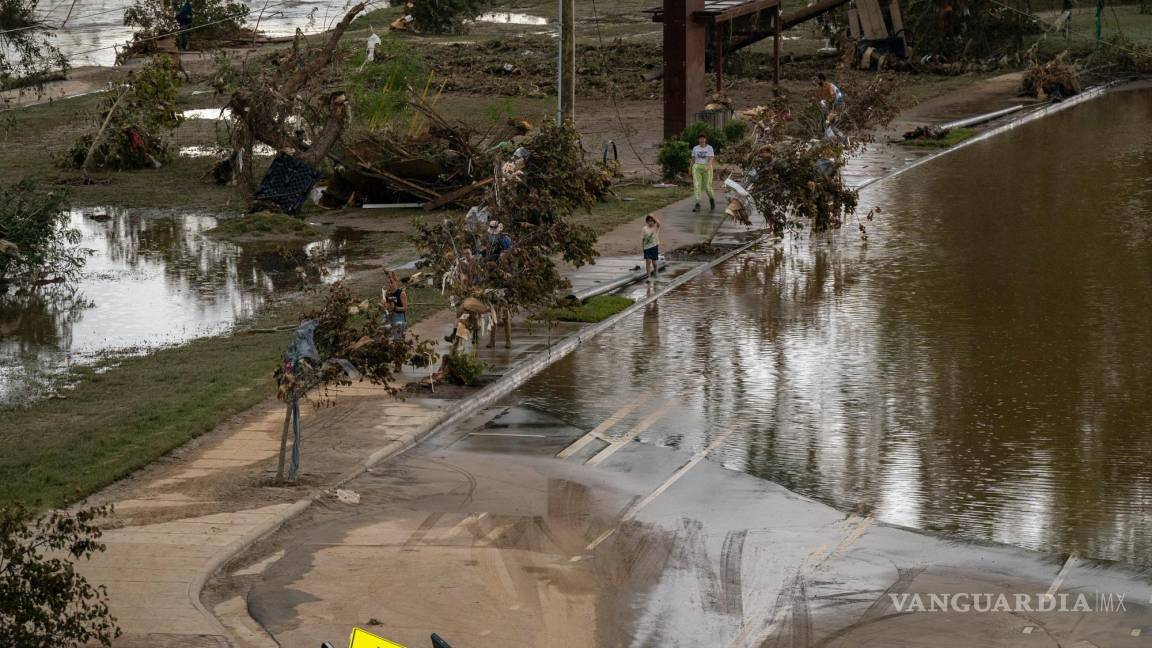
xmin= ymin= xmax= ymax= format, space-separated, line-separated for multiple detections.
xmin=0 ymin=181 xmax=88 ymax=293
xmin=729 ymin=74 xmax=899 ymax=238
xmin=273 ymin=282 xmax=436 ymax=482
xmin=226 ymin=2 xmax=367 ymax=205
xmin=0 ymin=504 xmax=120 ymax=647
xmin=0 ymin=0 xmax=68 ymax=90
xmin=66 ymin=58 xmax=184 ymax=172
xmin=901 ymin=0 xmax=1040 ymax=59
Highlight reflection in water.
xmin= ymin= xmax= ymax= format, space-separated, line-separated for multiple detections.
xmin=0 ymin=207 xmax=358 ymax=405
xmin=39 ymin=0 xmax=359 ymax=67
xmin=519 ymin=88 xmax=1152 ymax=564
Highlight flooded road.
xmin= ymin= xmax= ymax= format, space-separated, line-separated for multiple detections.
xmin=516 ymin=87 xmax=1152 ymax=565
xmin=0 ymin=207 xmax=368 ymax=405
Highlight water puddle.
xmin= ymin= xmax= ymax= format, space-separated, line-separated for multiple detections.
xmin=179 ymin=144 xmax=275 ymax=158
xmin=182 ymin=108 xmax=233 ymax=121
xmin=0 ymin=207 xmax=368 ymax=406
xmin=474 ymin=12 xmax=549 ymax=26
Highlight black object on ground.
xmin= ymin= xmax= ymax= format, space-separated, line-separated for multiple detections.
xmin=253 ymin=153 xmax=322 ymax=215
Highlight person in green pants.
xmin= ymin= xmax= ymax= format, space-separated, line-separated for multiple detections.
xmin=691 ymin=133 xmax=716 ymax=213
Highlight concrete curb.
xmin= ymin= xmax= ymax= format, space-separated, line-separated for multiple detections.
xmin=198 ymin=81 xmax=1122 ymax=645
xmin=856 ymin=82 xmax=1115 ymax=192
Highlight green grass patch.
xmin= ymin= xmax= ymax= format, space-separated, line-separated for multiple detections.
xmin=207 ymin=211 xmax=317 ymax=239
xmin=542 ymin=295 xmax=634 ymax=323
xmin=903 ymin=127 xmax=977 ymax=148
xmin=581 ymin=183 xmax=693 ymax=233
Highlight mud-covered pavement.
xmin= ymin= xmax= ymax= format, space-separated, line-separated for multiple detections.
xmin=214 ymin=401 xmax=1152 ymax=647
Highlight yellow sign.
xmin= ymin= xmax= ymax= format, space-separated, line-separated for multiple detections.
xmin=348 ymin=627 xmax=407 ymax=648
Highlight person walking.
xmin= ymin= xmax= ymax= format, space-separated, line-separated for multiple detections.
xmin=641 ymin=214 xmax=661 ymax=281
xmin=384 ymin=273 xmax=409 ymax=336
xmin=691 ymin=134 xmax=716 ymax=213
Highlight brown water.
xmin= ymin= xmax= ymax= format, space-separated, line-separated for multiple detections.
xmin=0 ymin=207 xmax=370 ymax=406
xmin=520 ymin=87 xmax=1152 ymax=564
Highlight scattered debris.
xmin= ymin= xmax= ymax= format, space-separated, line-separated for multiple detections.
xmin=1022 ymin=50 xmax=1081 ymax=99
xmin=322 ymin=104 xmax=532 ymax=209
xmin=335 ymin=488 xmax=361 ymax=504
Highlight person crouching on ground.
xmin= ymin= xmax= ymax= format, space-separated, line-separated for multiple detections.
xmin=816 ymin=73 xmax=845 ymax=137
xmin=691 ymin=134 xmax=716 ymax=213
xmin=384 ymin=272 xmax=409 ymax=336
xmin=642 ymin=214 xmax=661 ymax=281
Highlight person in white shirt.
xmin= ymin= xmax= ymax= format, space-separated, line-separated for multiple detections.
xmin=690 ymin=134 xmax=716 ymax=213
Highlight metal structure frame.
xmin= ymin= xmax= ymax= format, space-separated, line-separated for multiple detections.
xmin=645 ymin=0 xmax=783 ymax=138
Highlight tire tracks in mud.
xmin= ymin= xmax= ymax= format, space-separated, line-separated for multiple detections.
xmin=724 ymin=514 xmax=875 ymax=648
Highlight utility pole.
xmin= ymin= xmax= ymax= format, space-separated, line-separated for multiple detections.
xmin=558 ymin=0 xmax=575 ymax=122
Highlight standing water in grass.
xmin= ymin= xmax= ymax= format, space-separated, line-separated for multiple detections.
xmin=0 ymin=207 xmax=362 ymax=406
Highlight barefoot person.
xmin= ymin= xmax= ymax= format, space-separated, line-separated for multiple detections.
xmin=691 ymin=134 xmax=716 ymax=213
xmin=642 ymin=214 xmax=661 ymax=281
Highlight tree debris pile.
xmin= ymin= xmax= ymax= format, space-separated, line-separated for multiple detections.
xmin=426 ymin=36 xmax=662 ymax=99
xmin=321 ymin=104 xmax=534 ymax=209
xmin=413 ymin=120 xmax=605 ymax=356
xmin=224 ymin=3 xmax=367 ymax=205
xmin=1022 ymin=50 xmax=1081 ymax=99
xmin=730 ymin=75 xmax=898 ymax=237
xmin=64 ymin=59 xmax=183 ymax=171
xmin=901 ymin=0 xmax=1040 ymax=60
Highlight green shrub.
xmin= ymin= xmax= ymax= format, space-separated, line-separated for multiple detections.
xmin=657 ymin=139 xmax=691 ymax=179
xmin=441 ymin=349 xmax=485 ymax=386
xmin=723 ymin=119 xmax=748 ymax=144
xmin=680 ymin=120 xmax=728 ymax=152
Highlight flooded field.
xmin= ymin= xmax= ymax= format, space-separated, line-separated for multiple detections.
xmin=517 ymin=87 xmax=1152 ymax=564
xmin=0 ymin=207 xmax=367 ymax=405
xmin=39 ymin=0 xmax=354 ymax=67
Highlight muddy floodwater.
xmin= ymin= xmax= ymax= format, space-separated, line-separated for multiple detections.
xmin=0 ymin=208 xmax=368 ymax=406
xmin=519 ymin=87 xmax=1152 ymax=564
